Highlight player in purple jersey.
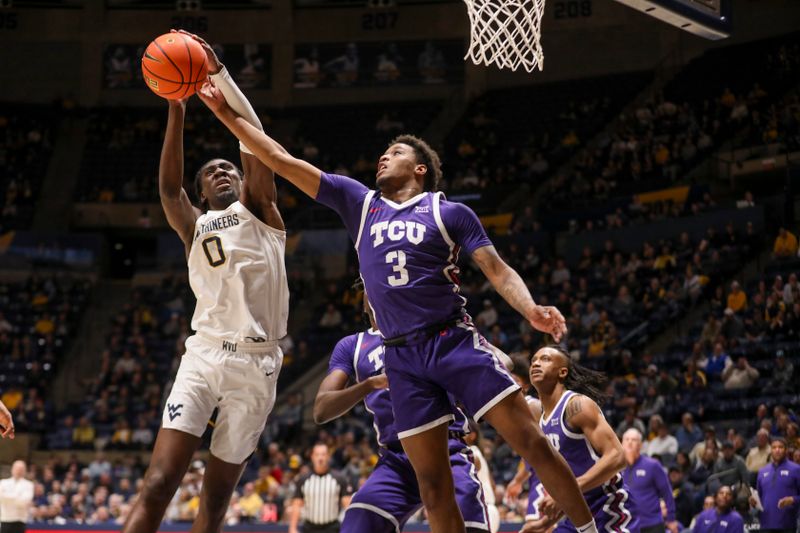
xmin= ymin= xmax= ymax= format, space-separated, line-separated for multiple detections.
xmin=198 ymin=84 xmax=595 ymax=533
xmin=313 ymin=288 xmax=491 ymax=532
xmin=527 ymin=345 xmax=638 ymax=533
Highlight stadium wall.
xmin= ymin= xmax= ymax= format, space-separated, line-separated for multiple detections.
xmin=0 ymin=0 xmax=798 ymax=105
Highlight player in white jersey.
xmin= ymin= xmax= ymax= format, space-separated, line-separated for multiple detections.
xmin=121 ymin=31 xmax=288 ymax=533
xmin=464 ymin=420 xmax=500 ymax=533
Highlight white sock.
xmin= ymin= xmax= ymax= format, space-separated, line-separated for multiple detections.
xmin=576 ymin=520 xmax=598 ymax=533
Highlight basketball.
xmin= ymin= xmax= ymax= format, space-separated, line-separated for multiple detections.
xmin=141 ymin=32 xmax=208 ymax=100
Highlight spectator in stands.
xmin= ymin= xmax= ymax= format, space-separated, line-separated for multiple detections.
xmin=668 ymin=466 xmax=696 ymax=528
xmin=616 ymin=408 xmax=646 ymax=439
xmin=720 ymin=308 xmax=745 ymax=340
xmin=646 ymin=419 xmax=679 ymax=459
xmin=676 ymin=412 xmax=703 ymax=453
xmin=691 ymin=426 xmax=721 ymax=464
xmin=713 ymin=441 xmax=750 ymax=488
xmin=700 ymin=311 xmax=720 ymax=345
xmin=727 ymin=281 xmax=747 ymax=313
xmin=782 ymin=273 xmax=800 ymax=305
xmin=767 ymin=350 xmax=795 ymax=393
xmin=318 ymin=303 xmax=343 ymax=330
xmin=691 ymin=447 xmax=718 ymax=488
xmin=131 ymin=418 xmax=154 ymax=450
xmin=691 ymin=486 xmax=744 ymax=533
xmin=773 ymin=227 xmax=798 ymax=259
xmin=746 ymin=429 xmax=772 ymax=475
xmin=72 ymin=417 xmax=95 ymax=449
xmin=639 ymin=386 xmax=666 ymax=419
xmin=238 ymin=483 xmax=263 ymax=522
xmin=755 ymin=437 xmax=800 ymax=533
xmin=721 ymin=356 xmax=759 ymax=390
xmin=476 ymin=299 xmax=499 ymax=330
xmin=622 ymin=428 xmax=679 ymax=533
xmin=701 ymin=343 xmax=732 ymax=382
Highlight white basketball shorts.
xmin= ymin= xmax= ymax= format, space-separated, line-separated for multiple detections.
xmin=162 ymin=333 xmax=283 ymax=464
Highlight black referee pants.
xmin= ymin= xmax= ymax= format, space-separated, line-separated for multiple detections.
xmin=0 ymin=522 xmax=26 ymax=533
xmin=640 ymin=525 xmax=666 ymax=533
xmin=302 ymin=522 xmax=339 ymax=533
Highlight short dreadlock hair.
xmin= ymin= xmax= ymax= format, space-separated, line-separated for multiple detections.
xmin=389 ymin=134 xmax=442 ymax=192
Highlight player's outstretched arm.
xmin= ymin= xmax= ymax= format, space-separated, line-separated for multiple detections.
xmin=197 ymin=81 xmax=323 ymax=199
xmin=159 ymin=99 xmax=201 ymax=249
xmin=471 ymin=245 xmax=567 ymax=342
xmin=179 ymin=31 xmax=284 ymax=231
xmin=313 ymin=370 xmax=388 ymax=424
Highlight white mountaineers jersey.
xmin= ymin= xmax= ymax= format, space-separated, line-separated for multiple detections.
xmin=187 ymin=201 xmax=288 ymax=342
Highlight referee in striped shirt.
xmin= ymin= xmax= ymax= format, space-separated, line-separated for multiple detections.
xmin=289 ymin=443 xmax=351 ymax=533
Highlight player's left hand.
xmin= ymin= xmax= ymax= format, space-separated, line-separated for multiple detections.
xmin=172 ymin=29 xmax=223 ymax=75
xmin=537 ymin=493 xmax=561 ymax=520
xmin=529 ymin=305 xmax=567 ymax=342
xmin=197 ymin=80 xmax=227 ymax=114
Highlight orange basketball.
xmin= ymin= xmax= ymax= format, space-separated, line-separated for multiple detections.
xmin=141 ymin=33 xmax=208 ymax=100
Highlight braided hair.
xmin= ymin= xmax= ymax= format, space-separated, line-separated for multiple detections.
xmin=543 ymin=344 xmax=609 ymax=405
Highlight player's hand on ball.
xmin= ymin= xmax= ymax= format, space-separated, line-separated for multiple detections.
xmin=173 ymin=29 xmax=223 ymax=74
xmin=529 ymin=305 xmax=567 ymax=342
xmin=197 ymin=80 xmax=226 ymax=113
xmin=368 ymin=373 xmax=389 ymax=390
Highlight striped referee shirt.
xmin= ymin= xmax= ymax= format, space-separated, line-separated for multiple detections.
xmin=293 ymin=470 xmax=350 ymax=525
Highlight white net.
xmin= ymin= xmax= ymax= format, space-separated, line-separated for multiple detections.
xmin=463 ymin=0 xmax=547 ymax=73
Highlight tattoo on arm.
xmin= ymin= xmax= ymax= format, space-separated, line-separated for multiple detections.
xmin=565 ymin=397 xmax=584 ymax=422
xmin=495 ymin=267 xmax=537 ymax=318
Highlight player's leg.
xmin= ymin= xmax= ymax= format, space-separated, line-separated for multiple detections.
xmin=195 ymin=344 xmax=280 ymax=532
xmin=400 ymin=423 xmax=465 ymax=533
xmin=383 ymin=343 xmax=464 ymax=532
xmin=450 ymin=445 xmax=492 ymax=533
xmin=191 ymin=454 xmax=247 ymax=533
xmin=438 ymin=326 xmax=593 ymax=530
xmin=122 ymin=341 xmax=217 ymax=533
xmin=342 ymin=451 xmax=421 ymax=533
xmin=482 ymin=393 xmax=593 ymax=529
xmin=122 ymin=428 xmax=201 ymax=533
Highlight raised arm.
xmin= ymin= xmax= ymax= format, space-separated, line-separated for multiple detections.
xmin=471 ymin=245 xmax=567 ymax=341
xmin=197 ymin=81 xmax=323 ymax=199
xmin=566 ymin=396 xmax=626 ymax=492
xmin=180 ymin=31 xmax=284 ymax=231
xmin=313 ymin=370 xmax=388 ymax=424
xmin=159 ymin=99 xmax=201 ymax=250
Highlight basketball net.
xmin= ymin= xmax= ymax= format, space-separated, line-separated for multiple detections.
xmin=463 ymin=0 xmax=546 ymax=73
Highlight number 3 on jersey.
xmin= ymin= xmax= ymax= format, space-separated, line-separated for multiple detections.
xmin=202 ymin=236 xmax=226 ymax=267
xmin=385 ymin=251 xmax=409 ymax=286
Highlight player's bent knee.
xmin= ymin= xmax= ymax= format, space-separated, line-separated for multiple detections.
xmin=341 ymin=507 xmax=397 ymax=533
xmin=140 ymin=468 xmax=176 ymax=504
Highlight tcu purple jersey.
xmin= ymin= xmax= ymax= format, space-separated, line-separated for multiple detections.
xmin=540 ymin=391 xmax=638 ymax=533
xmin=315 ymin=173 xmax=491 ymax=339
xmin=327 ymin=329 xmax=469 ymax=447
